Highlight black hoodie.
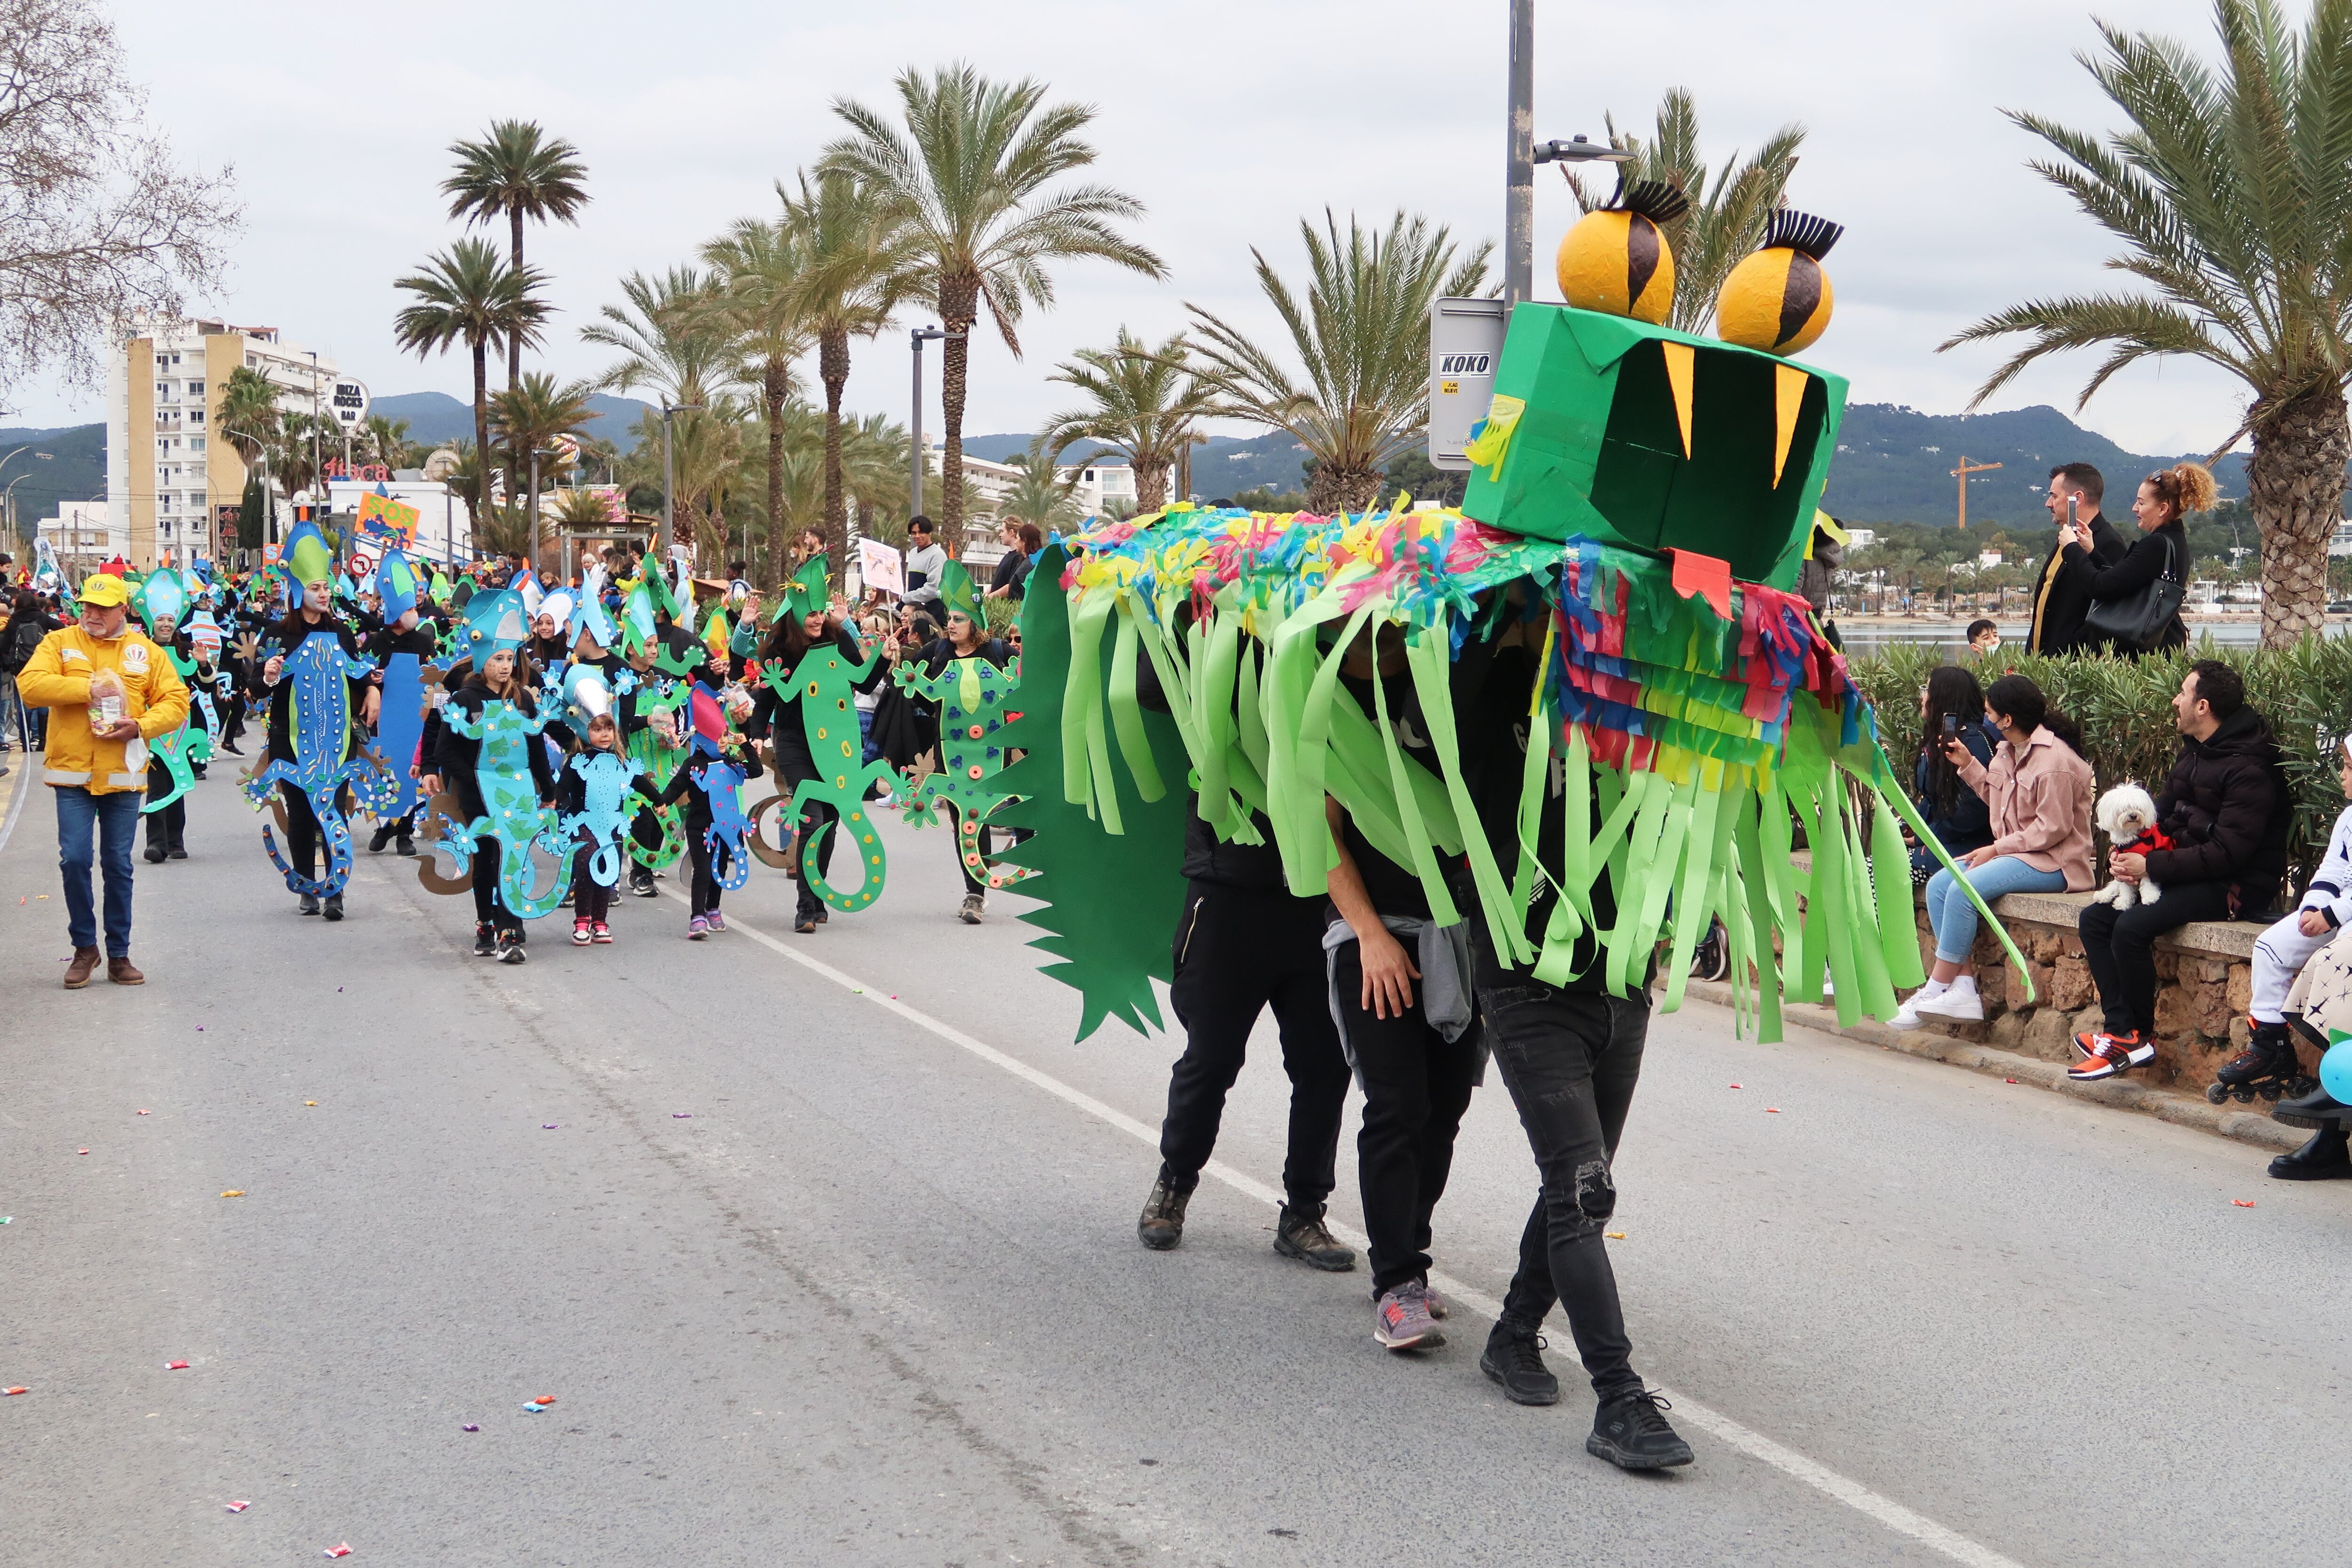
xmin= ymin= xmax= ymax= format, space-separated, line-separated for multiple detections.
xmin=2146 ymin=703 xmax=2289 ymax=903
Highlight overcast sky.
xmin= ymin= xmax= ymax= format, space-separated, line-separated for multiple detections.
xmin=15 ymin=0 xmax=2245 ymax=459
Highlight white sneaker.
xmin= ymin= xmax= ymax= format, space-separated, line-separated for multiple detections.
xmin=1912 ymin=985 xmax=1984 ymax=1021
xmin=1891 ymin=1004 xmax=1925 ymax=1031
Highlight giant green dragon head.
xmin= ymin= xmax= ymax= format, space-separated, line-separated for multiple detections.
xmin=1461 ymin=303 xmax=1847 ymax=589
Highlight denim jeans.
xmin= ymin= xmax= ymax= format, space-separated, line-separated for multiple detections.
xmin=1480 ymin=979 xmax=1650 ymax=1401
xmin=1924 ymin=856 xmax=2066 ymax=964
xmin=858 ymin=705 xmax=878 ymax=765
xmin=56 ymin=786 xmax=140 ymax=957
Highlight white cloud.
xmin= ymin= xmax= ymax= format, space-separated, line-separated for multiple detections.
xmin=8 ymin=0 xmax=2241 ymax=460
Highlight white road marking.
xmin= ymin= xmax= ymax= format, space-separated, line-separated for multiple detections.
xmin=671 ymin=885 xmax=2032 ymax=1568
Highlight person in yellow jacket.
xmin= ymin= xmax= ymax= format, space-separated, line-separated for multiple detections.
xmin=16 ymin=572 xmax=189 ymax=987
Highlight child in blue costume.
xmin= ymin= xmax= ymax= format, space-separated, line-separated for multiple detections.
xmin=652 ymin=680 xmax=761 ymax=939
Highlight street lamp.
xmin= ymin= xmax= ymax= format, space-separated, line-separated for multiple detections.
xmin=0 ymin=449 xmax=53 ymax=558
xmin=660 ymin=402 xmax=702 ymax=561
xmin=1503 ymin=0 xmax=1632 ymax=309
xmin=909 ymin=325 xmax=964 ymax=521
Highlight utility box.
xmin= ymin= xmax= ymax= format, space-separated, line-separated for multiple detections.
xmin=1426 ymin=296 xmax=1507 ymax=472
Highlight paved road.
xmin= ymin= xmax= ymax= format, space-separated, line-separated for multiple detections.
xmin=6 ymin=766 xmax=2352 ymax=1567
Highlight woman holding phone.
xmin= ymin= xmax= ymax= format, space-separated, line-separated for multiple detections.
xmin=1909 ymin=664 xmax=2001 ymax=877
xmin=1897 ymin=673 xmax=2096 ymax=1027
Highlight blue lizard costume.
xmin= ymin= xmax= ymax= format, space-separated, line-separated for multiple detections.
xmin=239 ymin=523 xmax=394 ymax=907
xmin=421 ymin=590 xmax=569 ymax=959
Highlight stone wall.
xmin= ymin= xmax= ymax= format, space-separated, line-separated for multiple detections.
xmin=1916 ymin=889 xmax=2318 ymax=1093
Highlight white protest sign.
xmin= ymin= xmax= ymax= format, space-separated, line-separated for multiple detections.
xmin=858 ymin=537 xmax=904 ymax=597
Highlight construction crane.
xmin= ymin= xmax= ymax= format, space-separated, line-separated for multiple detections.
xmin=1951 ymin=456 xmax=2002 ymax=529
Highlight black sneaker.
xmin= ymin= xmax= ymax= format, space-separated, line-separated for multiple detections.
xmin=1273 ymin=1206 xmax=1357 ymax=1271
xmin=1480 ymin=1321 xmax=1561 ymax=1406
xmin=394 ymin=835 xmax=417 ymax=857
xmin=496 ymin=931 xmax=528 ymax=964
xmin=299 ymin=893 xmax=321 ymax=915
xmin=472 ymin=921 xmax=497 ymax=957
xmin=1588 ymin=1389 xmax=1693 ymax=1470
xmin=1138 ymin=1177 xmax=1191 ymax=1250
xmin=144 ymin=844 xmax=167 ymax=864
xmin=321 ymin=893 xmax=344 ymax=922
xmin=629 ymin=870 xmax=659 ymax=898
xmin=368 ymin=823 xmax=394 ymax=853
xmin=166 ymin=846 xmax=186 ymax=860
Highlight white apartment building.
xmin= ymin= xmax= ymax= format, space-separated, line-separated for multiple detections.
xmin=922 ymin=441 xmax=1136 ymax=529
xmin=108 ymin=318 xmax=342 ymax=568
xmin=39 ymin=500 xmax=124 ymax=567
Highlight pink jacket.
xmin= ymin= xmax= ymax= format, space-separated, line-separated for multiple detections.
xmin=1955 ymin=726 xmax=2097 ymax=890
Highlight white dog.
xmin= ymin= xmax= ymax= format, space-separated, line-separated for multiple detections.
xmin=2090 ymin=783 xmax=2165 ymax=910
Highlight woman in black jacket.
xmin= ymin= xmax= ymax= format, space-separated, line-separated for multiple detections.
xmin=2063 ymin=462 xmax=2209 ymax=654
xmin=1910 ymin=663 xmax=2000 ymax=875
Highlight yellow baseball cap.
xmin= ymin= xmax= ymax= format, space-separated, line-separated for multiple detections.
xmin=76 ymin=573 xmax=131 ymax=607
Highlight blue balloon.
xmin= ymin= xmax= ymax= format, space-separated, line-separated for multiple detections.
xmin=2320 ymin=1038 xmax=2352 ymax=1103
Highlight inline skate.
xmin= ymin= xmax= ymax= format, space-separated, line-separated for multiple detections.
xmin=2207 ymin=1017 xmax=2316 ymax=1105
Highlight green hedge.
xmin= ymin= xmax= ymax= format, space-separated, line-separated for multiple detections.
xmin=1846 ymin=637 xmax=2352 ymax=895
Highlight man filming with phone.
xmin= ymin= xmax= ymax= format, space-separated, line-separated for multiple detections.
xmin=2026 ymin=463 xmax=2127 ymax=655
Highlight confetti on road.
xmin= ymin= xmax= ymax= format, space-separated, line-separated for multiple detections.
xmin=2233 ymin=1199 xmax=2257 ymax=1207
xmin=219 ymin=1190 xmax=244 ymax=1198
xmin=2006 ymin=1078 xmax=2020 ymax=1083
xmin=136 ymin=1109 xmax=149 ymax=1115
xmin=0 ymin=1217 xmax=10 ymax=1224
xmin=165 ymin=1361 xmax=189 ymax=1370
xmin=541 ymin=1123 xmax=557 ymax=1130
xmin=531 ymin=1395 xmax=555 ymax=1406
xmin=224 ymin=1501 xmax=250 ymax=1513
xmin=1605 ymin=1231 xmax=1628 ymax=1240
xmin=461 ymin=1424 xmax=479 ymax=1432
xmin=1728 ymin=1082 xmax=1742 ymax=1089
xmin=76 ymin=1148 xmax=87 ymax=1155
xmin=4 ymin=1387 xmax=26 ymax=1396
xmin=306 ymin=1101 xmax=317 ymax=1106
xmin=323 ymin=1545 xmax=351 ymax=1559
xmin=672 ymin=1113 xmax=691 ymax=1119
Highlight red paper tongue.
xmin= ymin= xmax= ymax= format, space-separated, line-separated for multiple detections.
xmin=1664 ymin=549 xmax=1734 ymax=621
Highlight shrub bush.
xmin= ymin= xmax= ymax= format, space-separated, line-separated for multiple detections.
xmin=1847 ymin=636 xmax=2352 ymax=900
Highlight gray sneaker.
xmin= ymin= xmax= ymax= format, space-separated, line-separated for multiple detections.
xmin=1373 ymin=1281 xmax=1445 ymax=1351
xmin=958 ymin=892 xmax=985 ymax=925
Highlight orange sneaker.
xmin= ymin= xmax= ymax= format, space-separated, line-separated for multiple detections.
xmin=2069 ymin=1030 xmax=2153 ymax=1081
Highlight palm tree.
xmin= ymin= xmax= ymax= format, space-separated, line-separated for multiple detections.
xmin=779 ymin=170 xmax=916 ymax=572
xmin=1186 ymin=210 xmax=1491 ymax=514
xmin=441 ymin=120 xmax=590 ymax=393
xmin=362 ymin=414 xmax=417 ymax=471
xmin=582 ymin=267 xmax=729 ymax=409
xmin=1037 ymin=327 xmax=1217 ymax=512
xmin=1001 ymin=448 xmax=1083 ymax=531
xmin=618 ymin=398 xmax=749 ymax=572
xmin=1564 ymin=88 xmax=1804 ymax=334
xmin=212 ymin=366 xmax=284 ymax=483
xmin=842 ymin=410 xmax=913 ymax=547
xmin=1944 ymin=0 xmax=2352 ymax=646
xmin=394 ymin=238 xmax=550 ymax=525
xmin=820 ymin=63 xmax=1167 ymax=536
xmin=489 ymin=372 xmax=600 ymax=578
xmin=700 ymin=214 xmax=814 ymax=591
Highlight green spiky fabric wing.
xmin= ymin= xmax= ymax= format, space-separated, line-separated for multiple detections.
xmin=991 ymin=548 xmax=1190 ymax=1042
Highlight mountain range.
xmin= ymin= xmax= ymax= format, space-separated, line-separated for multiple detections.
xmin=0 ymin=399 xmax=2287 ymax=537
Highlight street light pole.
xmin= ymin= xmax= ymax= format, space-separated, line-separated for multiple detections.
xmin=1502 ymin=0 xmax=1631 ymax=312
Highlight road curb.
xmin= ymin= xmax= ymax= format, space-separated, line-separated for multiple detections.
xmin=1675 ymin=977 xmax=2307 ymax=1155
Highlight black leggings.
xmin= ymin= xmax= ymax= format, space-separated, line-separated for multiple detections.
xmin=146 ymin=755 xmax=184 ymax=850
xmin=278 ymin=781 xmax=351 ymax=881
xmin=685 ymin=820 xmax=732 ymax=917
xmin=774 ymin=743 xmax=836 ymax=918
xmin=572 ymin=844 xmax=612 ymax=924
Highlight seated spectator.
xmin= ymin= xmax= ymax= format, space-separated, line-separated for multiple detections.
xmin=2074 ymin=659 xmax=2288 ymax=1080
xmin=1963 ymin=619 xmax=2001 ymax=658
xmin=1908 ymin=664 xmax=2002 ymax=878
xmin=1899 ymin=674 xmax=2095 ymax=1027
xmin=2232 ymin=740 xmax=2352 ymax=1181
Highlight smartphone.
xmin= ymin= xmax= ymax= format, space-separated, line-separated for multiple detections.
xmin=1941 ymin=714 xmax=1960 ymax=739
xmin=2065 ymin=493 xmax=2078 ymax=538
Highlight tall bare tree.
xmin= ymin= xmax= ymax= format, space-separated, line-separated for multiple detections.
xmin=0 ymin=0 xmax=239 ymax=402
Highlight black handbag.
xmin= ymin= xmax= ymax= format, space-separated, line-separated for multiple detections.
xmin=2084 ymin=531 xmax=2185 ymax=653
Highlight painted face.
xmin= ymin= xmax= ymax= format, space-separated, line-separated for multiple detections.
xmin=302 ymin=581 xmax=330 ymax=613
xmin=946 ymin=611 xmax=975 ymax=641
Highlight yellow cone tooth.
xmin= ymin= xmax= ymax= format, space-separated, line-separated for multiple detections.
xmin=1772 ymin=363 xmax=1808 ymax=487
xmin=1661 ymin=342 xmax=1696 ymax=460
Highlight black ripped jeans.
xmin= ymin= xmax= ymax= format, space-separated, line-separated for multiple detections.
xmin=1480 ymin=978 xmax=1650 ymax=1401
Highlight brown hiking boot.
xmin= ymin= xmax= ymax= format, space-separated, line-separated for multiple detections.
xmin=108 ymin=956 xmax=145 ymax=986
xmin=63 ymin=947 xmax=100 ymax=988
xmin=1137 ymin=1177 xmax=1191 ymax=1250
